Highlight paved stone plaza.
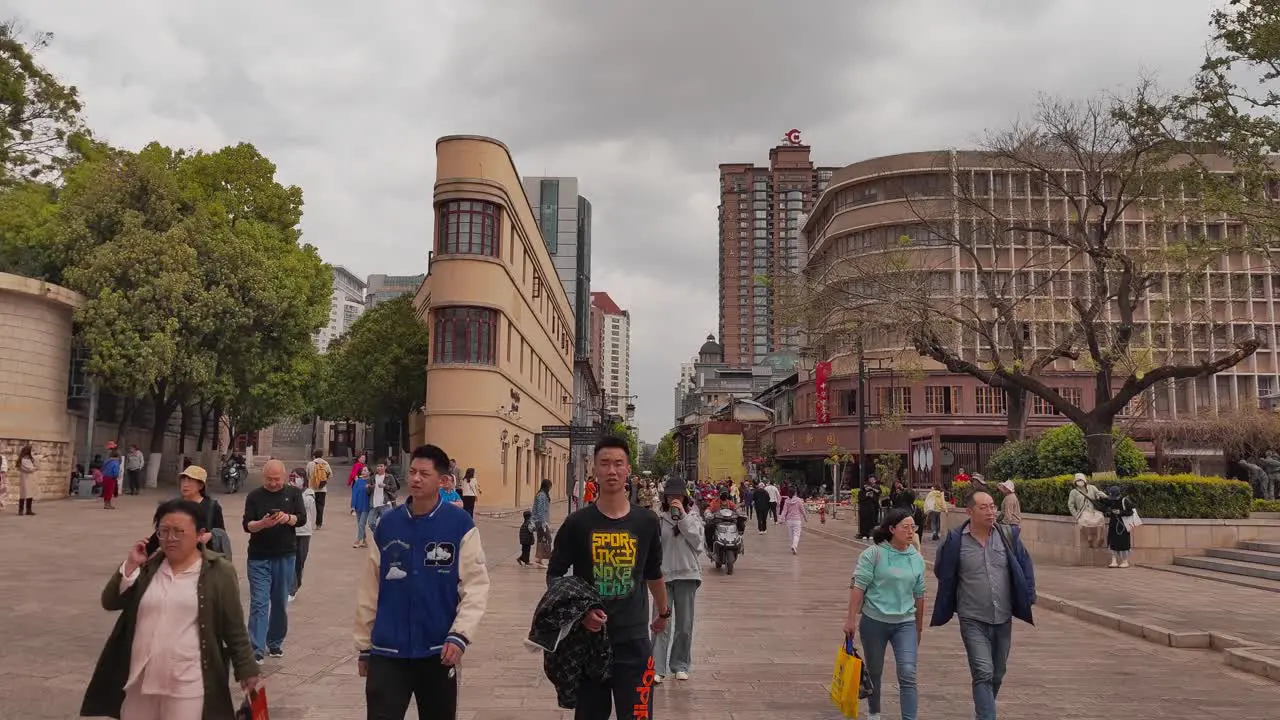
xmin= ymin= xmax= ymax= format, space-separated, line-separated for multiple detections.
xmin=2 ymin=486 xmax=1279 ymax=719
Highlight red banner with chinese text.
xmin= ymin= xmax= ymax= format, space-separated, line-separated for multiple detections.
xmin=815 ymin=361 xmax=832 ymax=425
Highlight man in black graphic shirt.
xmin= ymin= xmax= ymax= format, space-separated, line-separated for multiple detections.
xmin=548 ymin=435 xmax=668 ymax=720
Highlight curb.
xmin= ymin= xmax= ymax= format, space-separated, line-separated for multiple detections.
xmin=804 ymin=523 xmax=1280 ymax=683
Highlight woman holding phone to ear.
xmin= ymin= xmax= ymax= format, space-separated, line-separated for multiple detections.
xmin=652 ymin=476 xmax=703 ymax=684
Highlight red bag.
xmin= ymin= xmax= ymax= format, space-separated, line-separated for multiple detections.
xmin=236 ymin=689 xmax=269 ymax=720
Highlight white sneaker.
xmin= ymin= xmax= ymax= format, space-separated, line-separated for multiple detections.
xmin=1107 ymin=559 xmax=1119 ymax=568
xmin=288 ymin=594 xmax=296 ymax=603
xmin=674 ymin=671 xmax=689 ymax=681
xmin=1119 ymin=561 xmax=1130 ymax=568
xmin=653 ymin=674 xmax=664 ymax=684
xmin=867 ymin=714 xmax=882 ymax=720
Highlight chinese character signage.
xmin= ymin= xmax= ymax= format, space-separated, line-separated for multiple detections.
xmin=815 ymin=360 xmax=832 ymax=425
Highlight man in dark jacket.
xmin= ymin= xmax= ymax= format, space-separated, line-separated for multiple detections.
xmin=528 ymin=575 xmax=613 ymax=709
xmin=930 ymin=490 xmax=1036 ymax=720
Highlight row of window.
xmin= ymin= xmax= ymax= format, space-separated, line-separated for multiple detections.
xmin=793 ymin=383 xmax=1098 ymax=421
xmin=432 ymin=305 xmax=569 ymax=409
xmin=435 ymin=199 xmax=574 ymax=364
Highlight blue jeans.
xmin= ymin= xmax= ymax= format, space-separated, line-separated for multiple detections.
xmin=858 ymin=615 xmax=918 ymax=720
xmin=354 ymin=509 xmax=371 ymax=543
xmin=247 ymin=555 xmax=295 ymax=655
xmin=652 ymin=579 xmax=698 ymax=675
xmin=959 ymin=617 xmax=1013 ymax=720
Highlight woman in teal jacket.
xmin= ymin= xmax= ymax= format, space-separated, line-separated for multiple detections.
xmin=841 ymin=507 xmax=925 ymax=720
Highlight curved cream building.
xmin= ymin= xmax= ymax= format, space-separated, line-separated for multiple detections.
xmin=0 ymin=273 xmax=83 ymax=500
xmin=420 ymin=136 xmax=574 ymax=510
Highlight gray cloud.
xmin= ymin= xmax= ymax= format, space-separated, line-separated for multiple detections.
xmin=5 ymin=0 xmax=1215 ymax=441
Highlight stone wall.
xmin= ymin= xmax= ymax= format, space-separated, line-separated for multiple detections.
xmin=1017 ymin=512 xmax=1280 ymax=566
xmin=0 ymin=438 xmax=73 ymax=500
xmin=0 ymin=274 xmax=82 ymax=502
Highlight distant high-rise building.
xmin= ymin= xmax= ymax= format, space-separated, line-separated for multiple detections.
xmin=522 ymin=176 xmax=593 ymax=360
xmin=673 ymin=356 xmax=697 ymax=423
xmin=718 ymin=130 xmax=838 ymax=367
xmin=317 ymin=266 xmax=366 ymax=352
xmin=591 ymin=292 xmax=631 ymax=416
xmin=366 ymin=273 xmax=425 ymax=309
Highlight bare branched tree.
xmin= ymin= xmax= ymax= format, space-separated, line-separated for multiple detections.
xmin=783 ymin=87 xmax=1267 ymax=473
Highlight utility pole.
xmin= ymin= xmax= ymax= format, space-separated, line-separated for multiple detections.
xmin=857 ymin=337 xmax=867 ymax=492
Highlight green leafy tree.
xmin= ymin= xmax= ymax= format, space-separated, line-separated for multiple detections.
xmin=1036 ymin=424 xmax=1147 ymax=478
xmin=646 ymin=432 xmax=677 ymax=477
xmin=0 ymin=180 xmax=59 ymax=278
xmin=61 ymin=142 xmax=329 ymax=458
xmin=312 ymin=294 xmax=429 ymax=449
xmin=0 ymin=22 xmax=88 ymax=183
xmin=606 ymin=420 xmax=640 ymax=466
xmin=985 ymin=440 xmax=1042 ymax=482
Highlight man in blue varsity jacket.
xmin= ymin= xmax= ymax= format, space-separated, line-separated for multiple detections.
xmin=354 ymin=444 xmax=490 ymax=720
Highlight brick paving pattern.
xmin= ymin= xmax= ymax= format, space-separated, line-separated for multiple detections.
xmin=1 ymin=487 xmax=1278 ymax=719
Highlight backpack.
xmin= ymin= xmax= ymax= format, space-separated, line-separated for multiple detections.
xmin=204 ymin=499 xmax=233 ymax=559
xmin=311 ymin=461 xmax=331 ymax=490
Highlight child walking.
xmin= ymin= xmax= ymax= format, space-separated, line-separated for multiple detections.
xmin=517 ymin=509 xmax=534 ymax=567
xmin=351 ymin=467 xmax=372 ymax=548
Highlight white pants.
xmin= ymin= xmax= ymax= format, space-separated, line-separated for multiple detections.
xmin=787 ymin=520 xmax=803 ymax=550
xmin=120 ymin=690 xmax=204 ymax=720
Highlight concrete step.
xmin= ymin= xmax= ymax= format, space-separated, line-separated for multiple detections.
xmin=1141 ymin=562 xmax=1280 ymax=593
xmin=1239 ymin=540 xmax=1280 ymax=555
xmin=1205 ymin=547 xmax=1280 ymax=567
xmin=1173 ymin=555 xmax=1280 ymax=582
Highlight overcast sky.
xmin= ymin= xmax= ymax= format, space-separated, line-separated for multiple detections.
xmin=6 ymin=0 xmax=1217 ymax=442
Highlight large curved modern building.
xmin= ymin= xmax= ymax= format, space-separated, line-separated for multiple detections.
xmin=418 ymin=136 xmax=575 ymax=509
xmin=760 ymin=150 xmax=1277 ymax=484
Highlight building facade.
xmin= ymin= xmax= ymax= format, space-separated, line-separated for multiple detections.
xmin=365 ymin=273 xmax=425 ymax=309
xmin=762 ymin=148 xmax=1280 ymax=487
xmin=521 ymin=177 xmax=594 ymax=360
xmin=591 ymin=292 xmax=631 ymax=416
xmin=718 ymin=132 xmax=838 ymax=367
xmin=421 ymin=135 xmax=574 ymax=510
xmin=317 ymin=266 xmax=366 ymax=352
xmin=673 ymin=356 xmax=697 ymax=424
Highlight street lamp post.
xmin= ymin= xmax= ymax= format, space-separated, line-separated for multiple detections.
xmin=857 ymin=338 xmax=867 ymax=491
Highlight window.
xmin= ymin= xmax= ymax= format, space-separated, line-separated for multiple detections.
xmin=438 ymin=200 xmax=500 ymax=257
xmin=975 ymin=386 xmax=1006 ymax=415
xmin=433 ymin=307 xmax=497 ymax=365
xmin=924 ymin=386 xmax=961 ymax=414
xmin=877 ymin=387 xmax=912 ymax=414
xmin=1033 ymin=387 xmax=1082 ymax=415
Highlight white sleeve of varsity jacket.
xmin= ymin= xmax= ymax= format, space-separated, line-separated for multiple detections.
xmin=352 ymin=539 xmax=381 ymax=652
xmin=449 ymin=526 xmax=490 ymax=648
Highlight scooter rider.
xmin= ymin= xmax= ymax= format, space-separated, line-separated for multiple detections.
xmin=705 ymin=490 xmax=737 ymax=556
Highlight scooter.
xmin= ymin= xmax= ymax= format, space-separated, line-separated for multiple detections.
xmin=708 ymin=507 xmax=744 ymax=575
xmin=222 ymin=457 xmax=246 ymax=494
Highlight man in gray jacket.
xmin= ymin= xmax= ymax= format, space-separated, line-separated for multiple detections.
xmin=653 ymin=477 xmax=704 ymax=684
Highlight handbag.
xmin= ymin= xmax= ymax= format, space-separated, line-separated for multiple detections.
xmin=829 ymin=635 xmax=875 ymax=718
xmin=534 ymin=525 xmax=553 ymax=560
xmin=236 ymin=688 xmax=269 ymax=720
xmin=1122 ymin=505 xmax=1143 ymax=531
xmin=204 ymin=499 xmax=233 ymax=559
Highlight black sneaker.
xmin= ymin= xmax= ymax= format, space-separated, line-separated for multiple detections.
xmin=254 ymin=653 xmax=265 ymax=663
xmin=268 ymin=648 xmax=284 ymax=658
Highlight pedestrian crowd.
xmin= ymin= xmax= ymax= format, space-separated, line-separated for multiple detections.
xmin=22 ymin=434 xmax=1158 ymax=719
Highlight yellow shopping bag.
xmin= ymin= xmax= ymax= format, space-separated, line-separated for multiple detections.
xmin=828 ymin=635 xmax=863 ymax=718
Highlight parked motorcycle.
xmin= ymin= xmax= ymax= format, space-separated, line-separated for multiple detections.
xmin=222 ymin=457 xmax=246 ymax=493
xmin=707 ymin=507 xmax=744 ymax=574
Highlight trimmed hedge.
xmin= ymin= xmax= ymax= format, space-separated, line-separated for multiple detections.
xmin=955 ymin=474 xmax=1252 ymax=519
xmin=1253 ymin=499 xmax=1280 ymax=513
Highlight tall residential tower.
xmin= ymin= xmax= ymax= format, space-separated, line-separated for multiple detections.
xmin=522 ymin=176 xmax=593 ymax=359
xmin=590 ymin=292 xmax=631 ymax=417
xmin=718 ymin=131 xmax=837 ymax=367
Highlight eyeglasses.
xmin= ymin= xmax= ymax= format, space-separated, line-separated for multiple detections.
xmin=157 ymin=528 xmax=188 ymax=540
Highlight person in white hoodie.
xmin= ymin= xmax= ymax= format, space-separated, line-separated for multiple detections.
xmin=291 ymin=475 xmax=317 ymax=602
xmin=652 ymin=477 xmax=704 ymax=684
